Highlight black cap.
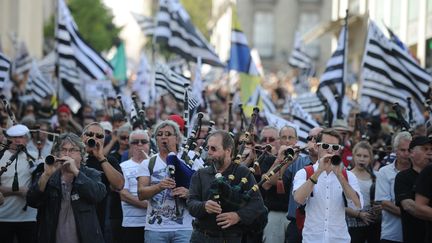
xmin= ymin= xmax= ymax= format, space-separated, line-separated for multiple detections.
xmin=409 ymin=136 xmax=432 ymax=150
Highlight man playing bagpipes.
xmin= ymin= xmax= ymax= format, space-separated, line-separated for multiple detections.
xmin=187 ymin=130 xmax=267 ymax=243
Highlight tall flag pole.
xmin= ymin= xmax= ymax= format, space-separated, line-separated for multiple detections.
xmin=317 ymin=10 xmax=349 ymax=122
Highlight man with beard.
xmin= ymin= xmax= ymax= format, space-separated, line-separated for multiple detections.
xmin=187 ymin=130 xmax=267 ymax=243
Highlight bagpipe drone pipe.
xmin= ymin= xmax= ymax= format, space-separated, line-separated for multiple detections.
xmin=166 ymin=152 xmax=196 ymax=189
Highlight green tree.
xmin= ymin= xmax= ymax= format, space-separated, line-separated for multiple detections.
xmin=44 ymin=0 xmax=121 ymax=52
xmin=181 ymin=0 xmax=212 ymax=40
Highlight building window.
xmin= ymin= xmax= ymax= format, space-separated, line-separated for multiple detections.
xmin=253 ymin=11 xmax=274 ymax=58
xmin=298 ymin=12 xmax=320 ymax=58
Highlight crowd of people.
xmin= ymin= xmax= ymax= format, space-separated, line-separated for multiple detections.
xmin=0 ymin=86 xmax=432 ymax=243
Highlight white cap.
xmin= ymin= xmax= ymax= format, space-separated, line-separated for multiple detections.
xmin=100 ymin=121 xmax=113 ymax=133
xmin=6 ymin=124 xmax=30 ymax=137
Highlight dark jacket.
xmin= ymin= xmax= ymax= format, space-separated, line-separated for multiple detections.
xmin=187 ymin=163 xmax=267 ymax=234
xmin=27 ymin=165 xmax=107 ymax=243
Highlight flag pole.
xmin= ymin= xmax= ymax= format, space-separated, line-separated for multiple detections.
xmin=337 ymin=9 xmax=348 ymax=119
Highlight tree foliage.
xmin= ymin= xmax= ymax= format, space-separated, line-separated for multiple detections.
xmin=180 ymin=0 xmax=212 ymax=40
xmin=44 ymin=0 xmax=121 ymax=52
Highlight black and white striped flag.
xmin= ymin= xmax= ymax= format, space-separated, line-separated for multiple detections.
xmin=288 ymin=32 xmax=313 ymax=70
xmin=361 ymin=21 xmax=429 ymax=124
xmin=12 ymin=42 xmax=32 ymax=76
xmin=56 ymin=0 xmax=113 ymax=103
xmin=26 ymin=61 xmax=55 ymax=102
xmin=317 ymin=25 xmax=347 ymax=121
xmin=0 ymin=52 xmax=11 ymax=90
xmin=246 ymin=85 xmax=277 ymax=113
xmin=131 ymin=12 xmax=155 ymax=36
xmin=291 ymin=92 xmax=325 ymax=114
xmin=155 ymin=63 xmax=198 ymax=111
xmin=154 ymin=0 xmax=224 ymax=67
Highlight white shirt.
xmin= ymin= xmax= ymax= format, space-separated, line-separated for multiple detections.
xmin=0 ymin=151 xmax=37 ymax=222
xmin=120 ymin=159 xmax=146 ymax=227
xmin=375 ymin=162 xmax=402 ymax=242
xmin=136 ymin=151 xmax=200 ymax=232
xmin=293 ymin=163 xmax=362 ymax=243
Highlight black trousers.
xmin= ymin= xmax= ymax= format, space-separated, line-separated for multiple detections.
xmin=121 ymin=226 xmax=145 ymax=243
xmin=285 ymin=218 xmax=301 ymax=243
xmin=190 ymin=230 xmax=242 ymax=243
xmin=348 ymin=223 xmax=380 ymax=243
xmin=0 ymin=221 xmax=37 ymax=243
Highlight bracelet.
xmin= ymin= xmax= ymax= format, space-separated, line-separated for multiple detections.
xmin=309 ymin=177 xmax=317 ymax=184
xmin=99 ymin=158 xmax=108 ymax=164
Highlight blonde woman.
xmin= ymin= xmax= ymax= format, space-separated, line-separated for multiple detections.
xmin=346 ymin=141 xmax=381 ymax=243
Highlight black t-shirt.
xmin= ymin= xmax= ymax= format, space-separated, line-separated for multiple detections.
xmin=85 ymin=155 xmax=123 ymax=229
xmin=260 ymin=155 xmax=289 ymax=212
xmin=395 ymin=167 xmax=426 ymax=243
xmin=415 ymin=164 xmax=432 ymax=243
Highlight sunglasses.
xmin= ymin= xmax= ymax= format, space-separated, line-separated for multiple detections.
xmin=119 ymin=135 xmax=129 ymax=140
xmin=306 ymin=135 xmax=316 ymax=141
xmin=85 ymin=132 xmax=105 ymax=139
xmin=131 ymin=139 xmax=149 ymax=145
xmin=156 ymin=131 xmax=174 ymax=137
xmin=317 ymin=143 xmax=342 ymax=151
xmin=261 ymin=137 xmax=276 ymax=143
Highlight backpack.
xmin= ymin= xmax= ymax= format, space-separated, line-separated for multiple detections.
xmin=295 ymin=165 xmax=348 ymax=233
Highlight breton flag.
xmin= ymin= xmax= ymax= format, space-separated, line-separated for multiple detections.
xmin=12 ymin=42 xmax=32 ymax=77
xmin=0 ymin=52 xmax=11 ymax=90
xmin=288 ymin=32 xmax=313 ymax=70
xmin=56 ymin=0 xmax=113 ymax=103
xmin=154 ymin=0 xmax=224 ymax=67
xmin=317 ymin=24 xmax=348 ymax=121
xmin=361 ymin=21 xmax=430 ymax=124
xmin=26 ymin=61 xmax=55 ymax=102
xmin=246 ymin=85 xmax=276 ymax=113
xmin=292 ymin=92 xmax=325 ymax=114
xmin=154 ymin=62 xmax=198 ymax=111
xmin=131 ymin=12 xmax=155 ymax=36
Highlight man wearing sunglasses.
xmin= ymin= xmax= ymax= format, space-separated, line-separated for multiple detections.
xmin=293 ymin=128 xmax=362 ymax=243
xmin=81 ymin=122 xmax=125 ymax=242
xmin=119 ymin=130 xmax=150 ymax=243
xmin=137 ymin=120 xmax=203 ymax=243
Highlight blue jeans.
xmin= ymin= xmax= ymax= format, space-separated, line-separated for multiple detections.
xmin=144 ymin=230 xmax=192 ymax=243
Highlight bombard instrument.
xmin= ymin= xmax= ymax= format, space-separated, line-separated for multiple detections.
xmin=167 ymin=164 xmax=181 ymax=217
xmin=1 ymin=96 xmax=17 ymax=125
xmin=181 ymin=112 xmax=204 ymax=164
xmin=131 ymin=95 xmax=147 ymax=130
xmin=44 ymin=155 xmax=67 ymax=165
xmin=392 ymin=102 xmax=411 ymax=132
xmin=116 ymin=95 xmax=128 ymax=122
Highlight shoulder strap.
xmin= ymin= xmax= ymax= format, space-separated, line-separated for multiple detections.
xmin=149 ymin=156 xmax=157 ymax=176
xmin=305 ymin=165 xmax=314 ymax=179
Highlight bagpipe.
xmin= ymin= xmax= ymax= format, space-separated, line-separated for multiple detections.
xmin=209 ymin=147 xmax=296 ymax=212
xmin=180 ymin=112 xmax=204 ymax=167
xmin=232 ymin=107 xmax=259 ymax=164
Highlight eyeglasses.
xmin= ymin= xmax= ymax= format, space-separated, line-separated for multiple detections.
xmin=261 ymin=137 xmax=276 ymax=143
xmin=280 ymin=135 xmax=296 ymax=141
xmin=156 ymin=131 xmax=174 ymax=137
xmin=59 ymin=147 xmax=81 ymax=154
xmin=131 ymin=139 xmax=149 ymax=145
xmin=119 ymin=136 xmax=129 ymax=140
xmin=205 ymin=145 xmax=220 ymax=152
xmin=317 ymin=143 xmax=342 ymax=151
xmin=306 ymin=135 xmax=316 ymax=141
xmin=84 ymin=132 xmax=104 ymax=139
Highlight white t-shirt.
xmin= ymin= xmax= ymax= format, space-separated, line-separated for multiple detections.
xmin=136 ymin=152 xmax=196 ymax=231
xmin=0 ymin=151 xmax=37 ymax=222
xmin=120 ymin=159 xmax=146 ymax=227
xmin=375 ymin=162 xmax=402 ymax=242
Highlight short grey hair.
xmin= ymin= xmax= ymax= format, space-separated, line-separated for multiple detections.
xmin=154 ymin=120 xmax=182 ymax=148
xmin=392 ymin=131 xmax=412 ymax=150
xmin=82 ymin=122 xmax=104 ymax=136
xmin=279 ymin=125 xmax=298 ymax=138
xmin=260 ymin=125 xmax=279 ymax=138
xmin=117 ymin=123 xmax=132 ymax=134
xmin=129 ymin=129 xmax=149 ymax=142
xmin=52 ymin=133 xmax=86 ymax=159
